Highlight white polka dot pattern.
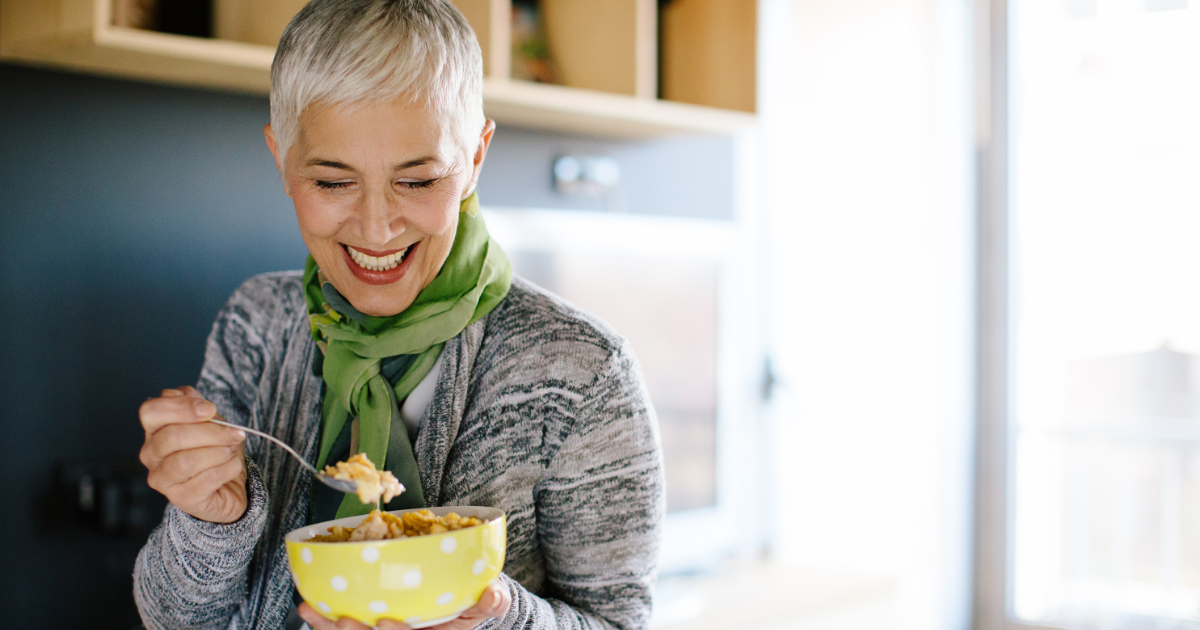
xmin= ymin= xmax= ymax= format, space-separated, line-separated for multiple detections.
xmin=436 ymin=592 xmax=454 ymax=606
xmin=403 ymin=569 xmax=422 ymax=587
xmin=317 ymin=601 xmax=332 ymax=614
xmin=331 ymin=575 xmax=348 ymax=592
xmin=440 ymin=537 xmax=457 ymax=554
xmin=300 ymin=548 xmax=313 ymax=564
xmin=472 ymin=559 xmax=485 ymax=575
xmin=369 ymin=601 xmax=389 ymax=614
xmin=361 ymin=546 xmax=381 ymax=563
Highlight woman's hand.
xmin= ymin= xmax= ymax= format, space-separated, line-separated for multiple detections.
xmin=297 ymin=579 xmax=511 ymax=630
xmin=139 ymin=386 xmax=249 ymax=523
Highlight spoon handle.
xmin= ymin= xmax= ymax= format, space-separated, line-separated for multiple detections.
xmin=207 ymin=417 xmax=320 ymax=476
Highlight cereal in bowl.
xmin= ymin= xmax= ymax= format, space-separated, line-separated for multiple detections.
xmin=305 ymin=509 xmax=484 ymax=542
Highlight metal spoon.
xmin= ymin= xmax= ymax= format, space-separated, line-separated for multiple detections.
xmin=208 ymin=417 xmax=359 ymax=495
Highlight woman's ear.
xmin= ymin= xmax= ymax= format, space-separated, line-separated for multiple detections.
xmin=263 ymin=123 xmax=292 ymax=197
xmin=463 ymin=119 xmax=496 ymax=200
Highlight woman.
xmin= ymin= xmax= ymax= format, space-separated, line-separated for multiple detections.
xmin=132 ymin=1 xmax=664 ymax=629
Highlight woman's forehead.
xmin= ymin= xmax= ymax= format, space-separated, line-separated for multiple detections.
xmin=295 ymin=98 xmax=461 ymax=164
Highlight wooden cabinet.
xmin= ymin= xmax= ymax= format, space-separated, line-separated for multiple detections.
xmin=660 ymin=0 xmax=756 ymax=114
xmin=0 ymin=0 xmax=756 ymax=137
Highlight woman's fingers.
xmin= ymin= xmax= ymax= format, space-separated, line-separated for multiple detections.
xmin=298 ymin=581 xmax=509 ymax=630
xmin=148 ymin=444 xmax=247 ymax=523
xmin=461 ymin=581 xmax=510 ymax=618
xmin=177 ymin=385 xmax=203 ymax=398
xmin=139 ymin=394 xmax=219 ymax=435
xmin=186 ymin=449 xmax=246 ymax=497
xmin=149 ymin=444 xmax=241 ymax=489
xmin=149 ymin=446 xmax=244 ymax=510
xmin=142 ymin=421 xmax=245 ymax=467
xmin=297 ymin=603 xmax=338 ymax=629
xmin=160 ymin=385 xmax=203 ymax=399
xmin=297 ymin=603 xmax=376 ymax=630
xmin=415 ymin=580 xmax=511 ymax=630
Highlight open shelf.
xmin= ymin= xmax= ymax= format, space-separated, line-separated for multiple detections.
xmin=0 ymin=0 xmax=756 ymax=137
xmin=660 ymin=0 xmax=757 ymax=114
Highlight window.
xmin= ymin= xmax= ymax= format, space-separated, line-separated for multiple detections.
xmin=981 ymin=1 xmax=1200 ymax=628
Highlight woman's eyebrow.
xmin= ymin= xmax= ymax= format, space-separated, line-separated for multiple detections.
xmin=303 ymin=157 xmax=440 ymax=170
xmin=393 ymin=156 xmax=438 ymax=170
xmin=306 ymin=158 xmax=356 ymax=170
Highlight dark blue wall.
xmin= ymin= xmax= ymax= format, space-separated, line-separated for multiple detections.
xmin=0 ymin=62 xmax=732 ymax=629
xmin=0 ymin=64 xmax=304 ymax=630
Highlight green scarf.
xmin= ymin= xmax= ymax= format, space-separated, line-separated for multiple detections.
xmin=303 ymin=193 xmax=511 ymax=519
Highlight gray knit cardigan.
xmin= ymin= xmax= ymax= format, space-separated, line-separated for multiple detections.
xmin=133 ymin=272 xmax=665 ymax=630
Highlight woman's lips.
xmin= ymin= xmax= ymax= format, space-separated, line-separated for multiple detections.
xmin=341 ymin=243 xmax=418 ymax=285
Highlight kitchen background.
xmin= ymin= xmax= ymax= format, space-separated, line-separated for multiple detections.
xmin=2 ymin=1 xmax=1197 ymax=630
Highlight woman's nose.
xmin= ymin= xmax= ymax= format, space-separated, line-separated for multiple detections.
xmin=357 ymin=189 xmax=405 ymax=246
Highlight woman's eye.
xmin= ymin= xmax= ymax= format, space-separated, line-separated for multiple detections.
xmin=314 ymin=180 xmax=352 ymax=190
xmin=399 ymin=179 xmax=437 ymax=190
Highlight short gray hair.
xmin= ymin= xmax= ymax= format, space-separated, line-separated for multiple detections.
xmin=270 ymin=0 xmax=485 ymax=164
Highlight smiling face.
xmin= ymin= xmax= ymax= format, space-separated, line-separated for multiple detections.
xmin=265 ymin=99 xmax=493 ymax=317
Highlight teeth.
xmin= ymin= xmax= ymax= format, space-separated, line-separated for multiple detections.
xmin=347 ymin=245 xmax=408 ymax=271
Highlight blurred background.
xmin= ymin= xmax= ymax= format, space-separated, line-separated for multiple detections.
xmin=1 ymin=1 xmax=1197 ymax=629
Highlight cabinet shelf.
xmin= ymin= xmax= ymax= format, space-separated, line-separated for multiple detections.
xmin=0 ymin=0 xmax=756 ymax=138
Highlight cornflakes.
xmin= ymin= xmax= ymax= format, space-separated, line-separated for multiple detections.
xmin=305 ymin=509 xmax=484 ymax=543
xmin=323 ymin=453 xmax=404 ymax=505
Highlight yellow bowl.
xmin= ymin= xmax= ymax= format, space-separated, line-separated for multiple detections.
xmin=285 ymin=506 xmax=506 ymax=627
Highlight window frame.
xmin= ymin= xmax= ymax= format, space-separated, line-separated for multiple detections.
xmin=971 ymin=0 xmax=1055 ymax=627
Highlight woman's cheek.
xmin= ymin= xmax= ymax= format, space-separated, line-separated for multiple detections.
xmin=408 ymin=196 xmax=461 ymax=237
xmin=293 ymin=193 xmax=346 ymax=238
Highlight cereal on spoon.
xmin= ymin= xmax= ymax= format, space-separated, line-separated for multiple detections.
xmin=307 ymin=453 xmax=483 ymax=542
xmin=322 ymin=452 xmax=404 ymax=505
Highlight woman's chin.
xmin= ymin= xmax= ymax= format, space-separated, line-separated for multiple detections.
xmin=338 ymin=285 xmax=418 ymax=318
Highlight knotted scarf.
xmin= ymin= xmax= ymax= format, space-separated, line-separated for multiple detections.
xmin=303 ymin=193 xmax=511 ymax=520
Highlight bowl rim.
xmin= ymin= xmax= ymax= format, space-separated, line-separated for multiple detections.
xmin=285 ymin=505 xmax=505 ymax=545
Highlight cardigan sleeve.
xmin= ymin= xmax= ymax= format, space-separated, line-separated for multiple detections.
xmin=488 ymin=342 xmax=666 ymax=630
xmin=134 ymin=459 xmax=269 ymax=630
xmin=133 ymin=277 xmax=280 ymax=630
